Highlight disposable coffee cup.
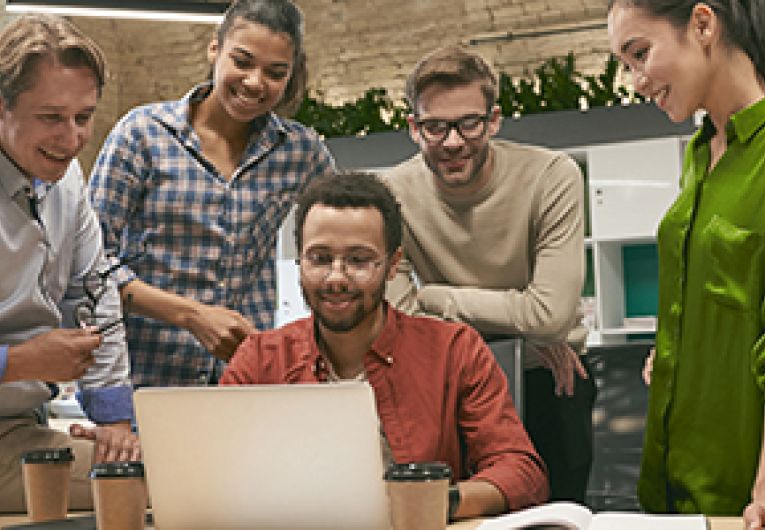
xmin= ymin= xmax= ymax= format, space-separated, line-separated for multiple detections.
xmin=384 ymin=462 xmax=451 ymax=530
xmin=90 ymin=462 xmax=147 ymax=530
xmin=21 ymin=447 xmax=74 ymax=522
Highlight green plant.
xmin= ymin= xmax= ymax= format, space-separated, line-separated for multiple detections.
xmin=296 ymin=52 xmax=643 ymax=137
xmin=294 ymin=87 xmax=408 ymax=138
xmin=584 ymin=54 xmax=641 ymax=107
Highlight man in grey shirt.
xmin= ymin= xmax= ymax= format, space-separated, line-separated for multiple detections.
xmin=0 ymin=15 xmax=138 ymax=511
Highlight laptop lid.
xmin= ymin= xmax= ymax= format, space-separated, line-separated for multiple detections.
xmin=134 ymin=382 xmax=390 ymax=530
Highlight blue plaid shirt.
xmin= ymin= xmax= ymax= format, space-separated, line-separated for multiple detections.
xmin=89 ymin=83 xmax=335 ymax=387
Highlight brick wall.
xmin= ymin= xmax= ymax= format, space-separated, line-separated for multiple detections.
xmin=304 ymin=0 xmax=610 ymax=103
xmin=71 ymin=17 xmax=214 ymax=173
xmin=0 ymin=0 xmax=612 ymax=172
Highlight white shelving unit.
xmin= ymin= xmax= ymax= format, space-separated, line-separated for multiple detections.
xmin=275 ymin=207 xmax=309 ymax=328
xmin=578 ymin=136 xmax=687 ymax=346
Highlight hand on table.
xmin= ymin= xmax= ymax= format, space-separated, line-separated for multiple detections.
xmin=186 ymin=303 xmax=257 ymax=361
xmin=70 ymin=421 xmax=141 ymax=463
xmin=535 ymin=342 xmax=588 ymax=397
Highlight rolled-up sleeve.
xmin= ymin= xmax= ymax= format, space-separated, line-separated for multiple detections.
xmin=63 ymin=167 xmax=133 ymax=423
xmin=456 ymin=327 xmax=550 ymax=508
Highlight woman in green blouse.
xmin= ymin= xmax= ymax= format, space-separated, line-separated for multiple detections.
xmin=607 ymin=0 xmax=765 ymax=524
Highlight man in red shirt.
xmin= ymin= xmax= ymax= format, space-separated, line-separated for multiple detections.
xmin=220 ymin=171 xmax=548 ymax=518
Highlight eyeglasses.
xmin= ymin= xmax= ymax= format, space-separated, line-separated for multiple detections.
xmin=73 ymin=249 xmax=144 ymax=335
xmin=414 ymin=112 xmax=492 ymax=145
xmin=298 ymin=252 xmax=383 ymax=283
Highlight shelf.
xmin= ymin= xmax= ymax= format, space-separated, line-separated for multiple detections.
xmin=601 ymin=326 xmax=656 ymax=336
xmin=590 ymin=235 xmax=656 ymax=244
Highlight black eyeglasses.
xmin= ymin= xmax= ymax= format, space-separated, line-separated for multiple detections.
xmin=73 ymin=249 xmax=144 ymax=335
xmin=414 ymin=112 xmax=492 ymax=145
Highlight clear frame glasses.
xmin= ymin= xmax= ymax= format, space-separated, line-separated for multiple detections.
xmin=414 ymin=112 xmax=492 ymax=145
xmin=298 ymin=251 xmax=384 ymax=284
xmin=73 ymin=249 xmax=144 ymax=335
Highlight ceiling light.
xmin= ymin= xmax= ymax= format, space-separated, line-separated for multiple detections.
xmin=5 ymin=0 xmax=229 ymax=23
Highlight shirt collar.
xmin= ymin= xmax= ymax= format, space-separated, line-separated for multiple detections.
xmin=0 ymin=148 xmax=34 ymax=200
xmin=368 ymin=303 xmax=397 ymax=363
xmin=698 ymin=96 xmax=765 ymax=145
xmin=309 ymin=303 xmax=399 ymax=370
xmin=730 ymin=96 xmax=765 ymax=144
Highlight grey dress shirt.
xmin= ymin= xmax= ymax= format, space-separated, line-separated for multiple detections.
xmin=0 ymin=151 xmax=132 ymax=422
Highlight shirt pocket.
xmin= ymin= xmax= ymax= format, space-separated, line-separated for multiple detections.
xmin=701 ymin=214 xmax=764 ymax=312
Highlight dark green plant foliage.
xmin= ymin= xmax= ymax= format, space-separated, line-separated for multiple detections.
xmin=293 ymin=87 xmax=409 ymax=137
xmin=295 ymin=53 xmax=644 ymax=137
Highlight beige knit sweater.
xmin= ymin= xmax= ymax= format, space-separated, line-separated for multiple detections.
xmin=384 ymin=139 xmax=587 ymax=367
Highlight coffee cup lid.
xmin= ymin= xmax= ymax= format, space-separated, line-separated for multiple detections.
xmin=21 ymin=447 xmax=74 ymax=464
xmin=90 ymin=461 xmax=145 ymax=479
xmin=384 ymin=462 xmax=452 ymax=482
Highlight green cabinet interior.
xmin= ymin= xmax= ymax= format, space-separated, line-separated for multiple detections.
xmin=583 ymin=247 xmax=595 ymax=297
xmin=583 ymin=243 xmax=659 ymax=317
xmin=623 ymin=243 xmax=658 ymax=317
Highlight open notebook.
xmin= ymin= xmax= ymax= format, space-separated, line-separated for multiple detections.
xmin=134 ymin=382 xmax=390 ymax=530
xmin=476 ymin=501 xmax=707 ymax=530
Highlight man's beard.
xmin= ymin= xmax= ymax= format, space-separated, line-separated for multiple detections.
xmin=426 ymin=142 xmax=490 ymax=190
xmin=302 ymin=279 xmax=386 ymax=333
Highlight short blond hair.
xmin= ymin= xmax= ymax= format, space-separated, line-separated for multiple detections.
xmin=0 ymin=14 xmax=106 ymax=108
xmin=405 ymin=46 xmax=498 ymax=113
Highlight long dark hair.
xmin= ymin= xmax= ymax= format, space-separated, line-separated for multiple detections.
xmin=216 ymin=0 xmax=306 ymax=116
xmin=608 ymin=0 xmax=765 ymax=80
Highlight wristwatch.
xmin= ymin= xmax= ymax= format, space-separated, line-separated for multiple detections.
xmin=448 ymin=485 xmax=461 ymax=520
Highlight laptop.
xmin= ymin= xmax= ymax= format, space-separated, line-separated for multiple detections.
xmin=133 ymin=382 xmax=390 ymax=530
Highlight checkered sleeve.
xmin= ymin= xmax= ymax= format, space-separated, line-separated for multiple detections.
xmin=89 ymin=109 xmax=152 ymax=287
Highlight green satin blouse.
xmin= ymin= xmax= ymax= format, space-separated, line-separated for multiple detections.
xmin=639 ymin=97 xmax=765 ymax=514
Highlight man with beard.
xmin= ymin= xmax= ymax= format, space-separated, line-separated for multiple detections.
xmin=385 ymin=46 xmax=596 ymax=504
xmin=220 ymin=172 xmax=548 ymax=519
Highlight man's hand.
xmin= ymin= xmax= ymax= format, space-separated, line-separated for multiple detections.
xmin=4 ymin=329 xmax=100 ymax=382
xmin=535 ymin=342 xmax=588 ymax=397
xmin=185 ymin=302 xmax=257 ymax=361
xmin=642 ymin=348 xmax=656 ymax=386
xmin=70 ymin=421 xmax=140 ymax=463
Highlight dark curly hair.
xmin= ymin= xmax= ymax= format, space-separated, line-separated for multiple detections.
xmin=294 ymin=171 xmax=402 ymax=258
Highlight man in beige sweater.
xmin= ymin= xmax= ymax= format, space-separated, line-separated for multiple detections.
xmin=385 ymin=46 xmax=596 ymax=503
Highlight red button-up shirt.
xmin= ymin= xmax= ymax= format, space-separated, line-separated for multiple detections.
xmin=220 ymin=305 xmax=549 ymax=509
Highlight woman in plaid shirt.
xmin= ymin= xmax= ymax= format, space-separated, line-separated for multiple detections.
xmin=89 ymin=0 xmax=335 ymax=387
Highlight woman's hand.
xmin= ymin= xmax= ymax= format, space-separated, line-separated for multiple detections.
xmin=642 ymin=348 xmax=656 ymax=385
xmin=744 ymin=499 xmax=765 ymax=529
xmin=185 ymin=302 xmax=257 ymax=361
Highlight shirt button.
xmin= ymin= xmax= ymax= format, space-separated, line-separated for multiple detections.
xmin=197 ymin=373 xmax=209 ymax=384
xmin=218 ymin=280 xmax=226 ymax=288
xmin=386 ymin=356 xmax=393 ymax=364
